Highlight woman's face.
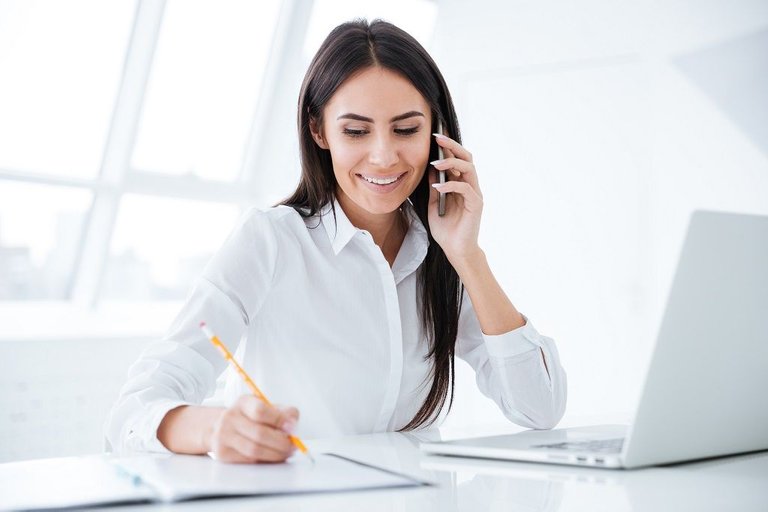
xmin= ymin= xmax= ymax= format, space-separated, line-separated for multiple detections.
xmin=312 ymin=66 xmax=432 ymax=219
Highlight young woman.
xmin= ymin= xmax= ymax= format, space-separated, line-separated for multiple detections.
xmin=106 ymin=19 xmax=566 ymax=464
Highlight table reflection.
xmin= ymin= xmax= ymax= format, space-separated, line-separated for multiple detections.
xmin=421 ymin=451 xmax=768 ymax=512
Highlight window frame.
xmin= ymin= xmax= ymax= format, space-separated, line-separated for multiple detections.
xmin=0 ymin=0 xmax=315 ymax=341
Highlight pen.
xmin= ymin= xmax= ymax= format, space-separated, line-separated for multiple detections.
xmin=199 ymin=321 xmax=314 ymax=463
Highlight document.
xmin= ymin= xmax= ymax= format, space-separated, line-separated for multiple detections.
xmin=0 ymin=453 xmax=427 ymax=510
xmin=0 ymin=456 xmax=156 ymax=510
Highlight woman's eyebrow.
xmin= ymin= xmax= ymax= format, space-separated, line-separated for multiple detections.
xmin=390 ymin=111 xmax=425 ymax=122
xmin=336 ymin=111 xmax=425 ymax=123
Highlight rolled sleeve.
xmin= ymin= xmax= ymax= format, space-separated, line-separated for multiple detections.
xmin=456 ymin=296 xmax=567 ymax=430
xmin=108 ymin=399 xmax=189 ymax=454
xmin=103 ymin=333 xmax=222 ymax=454
xmin=483 ymin=317 xmax=540 ymax=359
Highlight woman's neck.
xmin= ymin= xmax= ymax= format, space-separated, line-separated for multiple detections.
xmin=336 ymin=192 xmax=407 ymax=267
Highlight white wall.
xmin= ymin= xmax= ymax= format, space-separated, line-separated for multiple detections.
xmin=0 ymin=338 xmax=149 ymax=462
xmin=431 ymin=0 xmax=768 ymax=429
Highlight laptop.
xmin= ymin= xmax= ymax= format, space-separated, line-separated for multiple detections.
xmin=421 ymin=210 xmax=768 ymax=469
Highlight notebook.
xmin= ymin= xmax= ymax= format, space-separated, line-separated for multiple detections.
xmin=0 ymin=452 xmax=429 ymax=510
xmin=421 ymin=210 xmax=768 ymax=468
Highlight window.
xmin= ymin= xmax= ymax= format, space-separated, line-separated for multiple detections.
xmin=102 ymin=195 xmax=239 ymax=301
xmin=131 ymin=0 xmax=282 ymax=181
xmin=0 ymin=182 xmax=91 ymax=300
xmin=0 ymin=0 xmax=281 ymax=312
xmin=0 ymin=0 xmax=439 ymax=338
xmin=0 ymin=0 xmax=135 ymax=179
xmin=0 ymin=0 xmax=135 ymax=308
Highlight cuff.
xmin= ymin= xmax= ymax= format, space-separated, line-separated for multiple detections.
xmin=126 ymin=399 xmax=190 ymax=454
xmin=483 ymin=315 xmax=542 ymax=359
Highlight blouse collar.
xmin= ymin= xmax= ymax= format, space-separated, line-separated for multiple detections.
xmin=319 ymin=199 xmax=429 ymax=282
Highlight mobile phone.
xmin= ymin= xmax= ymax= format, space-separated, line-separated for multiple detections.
xmin=436 ymin=120 xmax=447 ymax=216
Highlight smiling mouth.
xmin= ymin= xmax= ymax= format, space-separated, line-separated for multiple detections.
xmin=356 ymin=172 xmax=407 ymax=185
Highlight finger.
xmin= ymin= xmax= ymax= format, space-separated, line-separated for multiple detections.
xmin=434 ymin=133 xmax=473 ymax=162
xmin=237 ymin=396 xmax=283 ymax=427
xmin=427 ymin=168 xmax=448 ymax=206
xmin=269 ymin=405 xmax=299 ymax=436
xmin=235 ymin=420 xmax=295 ymax=454
xmin=231 ymin=431 xmax=294 ymax=463
xmin=443 ymin=144 xmax=455 ymax=162
xmin=277 ymin=406 xmax=300 ymax=423
xmin=430 ymin=158 xmax=479 ymax=188
xmin=428 ymin=170 xmax=463 ymax=202
xmin=432 ymin=181 xmax=483 ymax=212
xmin=432 ymin=180 xmax=476 ymax=195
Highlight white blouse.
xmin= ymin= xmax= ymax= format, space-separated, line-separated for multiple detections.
xmin=105 ymin=201 xmax=567 ymax=454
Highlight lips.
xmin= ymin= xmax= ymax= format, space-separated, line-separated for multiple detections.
xmin=357 ymin=172 xmax=406 ymax=185
xmin=355 ymin=171 xmax=408 ymax=193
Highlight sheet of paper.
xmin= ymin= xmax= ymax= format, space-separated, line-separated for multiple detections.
xmin=114 ymin=452 xmax=426 ymax=502
xmin=0 ymin=456 xmax=155 ymax=510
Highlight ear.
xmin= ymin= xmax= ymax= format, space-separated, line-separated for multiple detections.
xmin=309 ymin=117 xmax=329 ymax=149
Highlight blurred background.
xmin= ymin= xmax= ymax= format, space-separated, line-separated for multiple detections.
xmin=1 ymin=0 xmax=766 ymax=462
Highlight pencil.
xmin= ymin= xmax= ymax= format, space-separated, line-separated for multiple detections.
xmin=199 ymin=321 xmax=314 ymax=462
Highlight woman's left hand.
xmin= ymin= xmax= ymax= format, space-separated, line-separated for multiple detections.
xmin=428 ymin=133 xmax=484 ymax=264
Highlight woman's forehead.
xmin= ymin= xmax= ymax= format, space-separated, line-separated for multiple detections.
xmin=324 ymin=67 xmax=430 ymax=120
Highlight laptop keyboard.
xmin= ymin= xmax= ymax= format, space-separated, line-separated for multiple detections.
xmin=533 ymin=438 xmax=625 ymax=453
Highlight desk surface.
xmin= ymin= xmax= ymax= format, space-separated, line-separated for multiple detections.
xmin=5 ymin=429 xmax=768 ymax=511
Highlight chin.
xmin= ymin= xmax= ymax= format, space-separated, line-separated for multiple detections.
xmin=360 ymin=198 xmax=405 ymax=215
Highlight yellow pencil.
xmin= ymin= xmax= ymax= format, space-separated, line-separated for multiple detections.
xmin=199 ymin=321 xmax=314 ymax=462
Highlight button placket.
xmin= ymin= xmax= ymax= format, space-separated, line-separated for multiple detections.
xmin=359 ymin=233 xmax=404 ymax=432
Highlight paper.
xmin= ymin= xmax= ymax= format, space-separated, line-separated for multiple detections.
xmin=0 ymin=456 xmax=155 ymax=510
xmin=0 ymin=453 xmax=426 ymax=510
xmin=115 ymin=452 xmax=424 ymax=502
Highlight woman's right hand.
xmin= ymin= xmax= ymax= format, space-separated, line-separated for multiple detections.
xmin=208 ymin=395 xmax=299 ymax=463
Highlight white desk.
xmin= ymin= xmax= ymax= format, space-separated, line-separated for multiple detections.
xmin=4 ymin=430 xmax=767 ymax=511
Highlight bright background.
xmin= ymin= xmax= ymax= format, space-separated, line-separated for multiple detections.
xmin=1 ymin=0 xmax=766 ymax=462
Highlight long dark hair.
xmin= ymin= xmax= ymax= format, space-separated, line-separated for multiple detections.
xmin=279 ymin=19 xmax=463 ymax=430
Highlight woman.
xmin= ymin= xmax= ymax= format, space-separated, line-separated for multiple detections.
xmin=106 ymin=19 xmax=566 ymax=463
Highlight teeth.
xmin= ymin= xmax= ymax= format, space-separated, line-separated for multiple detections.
xmin=361 ymin=174 xmax=401 ymax=185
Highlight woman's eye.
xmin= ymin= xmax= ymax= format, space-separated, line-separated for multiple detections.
xmin=343 ymin=128 xmax=368 ymax=137
xmin=394 ymin=127 xmax=419 ymax=136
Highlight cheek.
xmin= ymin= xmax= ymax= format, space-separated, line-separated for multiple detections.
xmin=328 ymin=141 xmax=363 ymax=173
xmin=407 ymin=137 xmax=431 ymax=170
xmin=407 ymin=141 xmax=430 ymax=182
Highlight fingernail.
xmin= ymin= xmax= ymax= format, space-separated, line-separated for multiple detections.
xmin=432 ymin=133 xmax=448 ymax=139
xmin=432 ymin=183 xmax=445 ymax=189
xmin=281 ymin=419 xmax=296 ymax=434
xmin=430 ymin=159 xmax=444 ymax=166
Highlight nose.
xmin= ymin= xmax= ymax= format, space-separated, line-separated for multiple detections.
xmin=367 ymin=132 xmax=399 ymax=169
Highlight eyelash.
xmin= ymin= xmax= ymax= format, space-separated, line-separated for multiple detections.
xmin=343 ymin=127 xmax=419 ymax=138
